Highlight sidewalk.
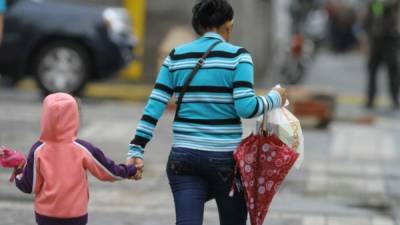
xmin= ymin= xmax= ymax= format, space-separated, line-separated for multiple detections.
xmin=251 ymin=50 xmax=400 ymax=225
xmin=243 ymin=114 xmax=400 ymax=225
xmin=1 ymin=51 xmax=400 ymax=225
xmin=0 ymin=117 xmax=398 ymax=225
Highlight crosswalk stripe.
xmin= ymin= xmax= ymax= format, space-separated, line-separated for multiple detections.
xmin=372 ymin=217 xmax=395 ymax=225
xmin=303 ymin=216 xmax=325 ymax=225
xmin=330 ymin=124 xmax=397 ymax=160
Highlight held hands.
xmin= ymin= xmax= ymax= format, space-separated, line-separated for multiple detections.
xmin=126 ymin=157 xmax=144 ymax=181
xmin=272 ymin=86 xmax=288 ymax=107
xmin=133 ymin=169 xmax=143 ymax=180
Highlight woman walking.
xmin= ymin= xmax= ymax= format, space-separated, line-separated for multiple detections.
xmin=127 ymin=0 xmax=287 ymax=224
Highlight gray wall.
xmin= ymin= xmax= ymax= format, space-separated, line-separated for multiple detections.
xmin=145 ymin=0 xmax=275 ymax=82
xmin=144 ymin=0 xmax=194 ymax=81
xmin=230 ymin=0 xmax=275 ymax=79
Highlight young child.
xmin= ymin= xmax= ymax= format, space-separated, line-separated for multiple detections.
xmin=12 ymin=92 xmax=139 ymax=225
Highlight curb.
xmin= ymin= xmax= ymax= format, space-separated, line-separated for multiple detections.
xmin=17 ymin=79 xmax=152 ymax=102
xmin=17 ymin=79 xmax=393 ymax=107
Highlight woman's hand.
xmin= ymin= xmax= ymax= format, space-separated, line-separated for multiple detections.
xmin=273 ymin=86 xmax=288 ymax=107
xmin=127 ymin=157 xmax=144 ymax=180
xmin=133 ymin=169 xmax=143 ymax=180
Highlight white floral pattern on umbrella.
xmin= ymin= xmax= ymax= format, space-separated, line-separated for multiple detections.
xmin=233 ymin=134 xmax=299 ymax=225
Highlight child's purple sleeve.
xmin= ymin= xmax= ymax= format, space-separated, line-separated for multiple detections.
xmin=15 ymin=141 xmax=43 ymax=194
xmin=75 ymin=139 xmax=137 ymax=181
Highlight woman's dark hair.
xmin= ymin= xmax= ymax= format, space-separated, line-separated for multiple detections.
xmin=192 ymin=0 xmax=234 ymax=35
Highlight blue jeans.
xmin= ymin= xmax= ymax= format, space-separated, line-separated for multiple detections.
xmin=166 ymin=148 xmax=247 ymax=225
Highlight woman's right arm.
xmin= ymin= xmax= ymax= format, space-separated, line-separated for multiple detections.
xmin=128 ymin=57 xmax=174 ymax=160
xmin=233 ymin=51 xmax=282 ymax=118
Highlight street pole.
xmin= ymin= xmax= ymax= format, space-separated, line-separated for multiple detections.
xmin=265 ymin=0 xmax=275 ymax=81
xmin=121 ymin=0 xmax=146 ymax=80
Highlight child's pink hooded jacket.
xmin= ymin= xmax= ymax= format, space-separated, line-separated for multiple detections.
xmin=15 ymin=93 xmax=136 ymax=225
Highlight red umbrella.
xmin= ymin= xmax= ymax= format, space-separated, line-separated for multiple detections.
xmin=0 ymin=147 xmax=26 ymax=182
xmin=232 ymin=134 xmax=299 ymax=225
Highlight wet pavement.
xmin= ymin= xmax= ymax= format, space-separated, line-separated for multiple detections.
xmin=1 ymin=51 xmax=400 ymax=225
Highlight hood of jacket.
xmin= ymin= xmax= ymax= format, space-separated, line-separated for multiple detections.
xmin=40 ymin=93 xmax=79 ymax=142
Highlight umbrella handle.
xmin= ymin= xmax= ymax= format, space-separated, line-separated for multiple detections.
xmin=258 ymin=113 xmax=270 ymax=136
xmin=229 ymin=165 xmax=244 ymax=197
xmin=229 ymin=173 xmax=236 ymax=197
xmin=260 ymin=85 xmax=290 ymax=135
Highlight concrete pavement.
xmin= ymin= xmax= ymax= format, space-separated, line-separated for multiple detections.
xmin=1 ymin=51 xmax=400 ymax=225
xmin=0 ymin=96 xmax=399 ymax=225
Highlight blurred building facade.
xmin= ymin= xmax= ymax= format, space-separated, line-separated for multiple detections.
xmin=68 ymin=0 xmax=278 ymax=83
xmin=64 ymin=0 xmax=120 ymax=5
xmin=145 ymin=0 xmax=275 ymax=83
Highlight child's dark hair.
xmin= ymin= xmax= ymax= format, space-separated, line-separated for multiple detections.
xmin=192 ymin=0 xmax=234 ymax=35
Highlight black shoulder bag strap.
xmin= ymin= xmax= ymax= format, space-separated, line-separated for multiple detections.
xmin=174 ymin=40 xmax=222 ymax=120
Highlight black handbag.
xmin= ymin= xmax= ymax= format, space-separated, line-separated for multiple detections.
xmin=174 ymin=40 xmax=222 ymax=120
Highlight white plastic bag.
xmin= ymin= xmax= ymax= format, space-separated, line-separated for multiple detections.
xmin=257 ymin=101 xmax=304 ymax=169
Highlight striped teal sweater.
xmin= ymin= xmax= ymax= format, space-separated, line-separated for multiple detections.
xmin=128 ymin=32 xmax=281 ymax=158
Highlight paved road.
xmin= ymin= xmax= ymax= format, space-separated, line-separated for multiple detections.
xmin=1 ymin=51 xmax=400 ymax=225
